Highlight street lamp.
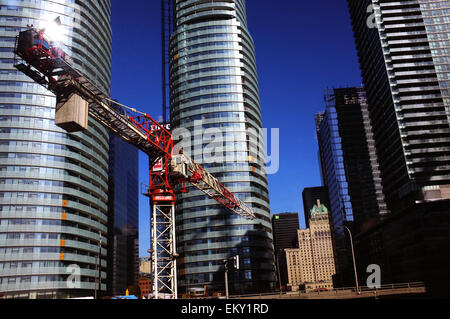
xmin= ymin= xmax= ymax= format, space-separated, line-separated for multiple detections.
xmin=339 ymin=225 xmax=359 ymax=293
xmin=95 ymin=231 xmax=102 ymax=299
xmin=275 ymin=249 xmax=283 ymax=295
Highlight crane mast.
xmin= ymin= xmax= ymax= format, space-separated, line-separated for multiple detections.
xmin=13 ymin=27 xmax=256 ymax=299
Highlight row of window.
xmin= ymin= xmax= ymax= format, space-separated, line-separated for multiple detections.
xmin=0 ymin=275 xmax=98 ymax=285
xmin=0 ymin=92 xmax=51 ymax=105
xmin=0 ymin=165 xmax=68 ymax=175
xmin=184 ymin=246 xmax=251 ymax=258
xmin=175 ymin=101 xmax=244 ymax=117
xmin=178 ymin=49 xmax=237 ymax=62
xmin=0 ymin=128 xmax=65 ymax=139
xmin=0 ymin=232 xmax=59 ymax=240
xmin=0 ymin=104 xmax=54 ymax=114
xmin=0 ymin=141 xmax=67 ymax=150
xmin=178 ymin=83 xmax=240 ymax=96
xmin=0 ymin=152 xmax=65 ymax=162
xmin=180 ymin=111 xmax=241 ymax=124
xmin=0 ymin=246 xmax=60 ymax=254
xmin=175 ymin=58 xmax=239 ymax=72
xmin=181 ymin=235 xmax=249 ymax=246
xmin=0 ymin=260 xmax=63 ymax=270
xmin=0 ymin=127 xmax=108 ymax=157
xmin=0 ymin=178 xmax=65 ymax=187
xmin=0 ymin=192 xmax=62 ymax=200
xmin=180 ymin=224 xmax=255 ymax=235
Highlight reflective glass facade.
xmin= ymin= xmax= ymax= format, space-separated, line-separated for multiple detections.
xmin=169 ymin=0 xmax=275 ymax=294
xmin=106 ymin=134 xmax=139 ymax=297
xmin=316 ymin=87 xmax=388 ymax=286
xmin=0 ymin=0 xmax=112 ymax=298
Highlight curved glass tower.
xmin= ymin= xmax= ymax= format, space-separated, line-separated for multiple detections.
xmin=0 ymin=0 xmax=112 ymax=298
xmin=170 ymin=0 xmax=275 ymax=295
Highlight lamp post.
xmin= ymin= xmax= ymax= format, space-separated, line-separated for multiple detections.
xmin=342 ymin=225 xmax=359 ymax=293
xmin=94 ymin=231 xmax=102 ymax=299
xmin=224 ymin=262 xmax=229 ymax=299
xmin=275 ymin=249 xmax=283 ymax=295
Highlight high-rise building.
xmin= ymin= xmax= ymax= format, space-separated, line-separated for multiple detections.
xmin=272 ymin=213 xmax=300 ymax=251
xmin=286 ymin=201 xmax=336 ymax=292
xmin=0 ymin=0 xmax=112 ymax=298
xmin=315 ymin=87 xmax=387 ymax=286
xmin=302 ymin=187 xmax=330 ymax=228
xmin=348 ymin=0 xmax=450 ymax=213
xmin=271 ymin=213 xmax=299 ymax=289
xmin=169 ymin=0 xmax=275 ymax=294
xmin=315 ymin=87 xmax=387 ymax=234
xmin=106 ymin=134 xmax=139 ymax=297
xmin=347 ymin=0 xmax=450 ymax=295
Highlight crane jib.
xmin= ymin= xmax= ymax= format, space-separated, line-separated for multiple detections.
xmin=13 ymin=26 xmax=256 ymax=219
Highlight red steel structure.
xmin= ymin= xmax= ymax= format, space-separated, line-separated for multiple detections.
xmin=13 ymin=26 xmax=256 ymax=299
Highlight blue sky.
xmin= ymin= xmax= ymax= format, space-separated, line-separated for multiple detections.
xmin=110 ymin=0 xmax=363 ymax=257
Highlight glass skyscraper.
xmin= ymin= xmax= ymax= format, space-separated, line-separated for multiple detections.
xmin=0 ymin=0 xmax=112 ymax=298
xmin=169 ymin=0 xmax=275 ymax=295
xmin=347 ymin=0 xmax=450 ymax=295
xmin=348 ymin=0 xmax=450 ymax=213
xmin=315 ymin=87 xmax=387 ymax=286
xmin=316 ymin=88 xmax=388 ymax=232
xmin=106 ymin=134 xmax=139 ymax=297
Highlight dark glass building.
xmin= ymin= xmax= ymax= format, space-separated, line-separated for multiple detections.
xmin=106 ymin=134 xmax=139 ymax=297
xmin=271 ymin=213 xmax=299 ymax=290
xmin=347 ymin=0 xmax=450 ymax=295
xmin=169 ymin=0 xmax=275 ymax=295
xmin=316 ymin=87 xmax=387 ymax=233
xmin=315 ymin=87 xmax=387 ymax=286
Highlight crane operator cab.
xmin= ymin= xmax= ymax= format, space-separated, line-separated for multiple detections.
xmin=16 ymin=27 xmax=68 ymax=68
xmin=169 ymin=153 xmax=191 ymax=179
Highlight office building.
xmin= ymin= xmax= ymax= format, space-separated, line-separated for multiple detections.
xmin=106 ymin=134 xmax=139 ymax=297
xmin=286 ymin=201 xmax=336 ymax=291
xmin=316 ymin=87 xmax=388 ymax=233
xmin=315 ymin=87 xmax=387 ymax=286
xmin=347 ymin=0 xmax=450 ymax=295
xmin=348 ymin=0 xmax=450 ymax=213
xmin=0 ymin=0 xmax=112 ymax=298
xmin=271 ymin=213 xmax=299 ymax=289
xmin=302 ymin=186 xmax=330 ymax=228
xmin=272 ymin=213 xmax=299 ymax=251
xmin=169 ymin=0 xmax=275 ymax=294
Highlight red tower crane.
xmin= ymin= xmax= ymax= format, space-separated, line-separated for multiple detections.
xmin=13 ymin=26 xmax=256 ymax=299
